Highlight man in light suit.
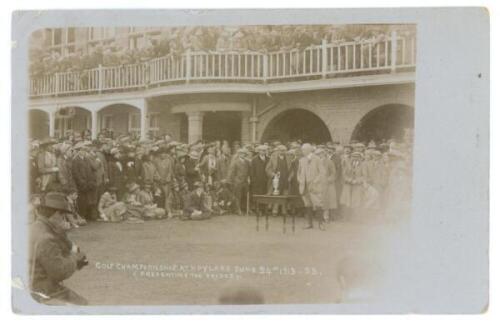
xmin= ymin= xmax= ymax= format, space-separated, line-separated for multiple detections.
xmin=297 ymin=143 xmax=326 ymax=230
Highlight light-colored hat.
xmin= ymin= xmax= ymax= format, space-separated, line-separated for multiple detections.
xmin=126 ymin=182 xmax=140 ymax=192
xmin=255 ymin=145 xmax=268 ymax=152
xmin=351 ymin=152 xmax=363 ymax=159
xmin=189 ymin=151 xmax=200 ymax=159
xmin=301 ymin=143 xmax=313 ymax=151
xmin=314 ymin=148 xmax=325 ymax=155
xmin=72 ymin=142 xmax=86 ymax=150
xmin=110 ymin=148 xmax=121 ymax=155
xmin=276 ymin=145 xmax=287 ymax=152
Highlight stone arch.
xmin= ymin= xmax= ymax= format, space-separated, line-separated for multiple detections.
xmin=97 ymin=103 xmax=142 ymax=137
xmin=29 ymin=109 xmax=49 ymax=140
xmin=260 ymin=108 xmax=332 ymax=144
xmin=350 ymin=103 xmax=414 ymax=143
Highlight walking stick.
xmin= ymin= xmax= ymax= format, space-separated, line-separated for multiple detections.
xmin=246 ymin=178 xmax=250 ymax=216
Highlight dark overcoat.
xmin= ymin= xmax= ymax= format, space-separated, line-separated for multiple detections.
xmin=250 ymin=155 xmax=268 ymax=195
xmin=29 ymin=217 xmax=78 ymax=297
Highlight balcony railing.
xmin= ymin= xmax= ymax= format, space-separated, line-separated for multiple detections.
xmin=29 ymin=32 xmax=416 ymax=98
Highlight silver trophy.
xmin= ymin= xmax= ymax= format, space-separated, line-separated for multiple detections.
xmin=272 ymin=172 xmax=280 ymax=195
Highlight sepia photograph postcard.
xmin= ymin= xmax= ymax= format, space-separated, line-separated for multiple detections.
xmin=11 ymin=8 xmax=489 ymax=314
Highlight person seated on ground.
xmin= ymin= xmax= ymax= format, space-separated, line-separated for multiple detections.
xmin=122 ymin=182 xmax=146 ymax=223
xmin=182 ymin=181 xmax=212 ymax=220
xmin=207 ymin=181 xmax=223 ymax=215
xmin=215 ymin=179 xmax=236 ymax=215
xmin=97 ymin=186 xmax=127 ymax=222
xmin=136 ymin=181 xmax=166 ymax=220
xmin=173 ymin=178 xmax=190 ymax=217
xmin=65 ymin=190 xmax=87 ymax=227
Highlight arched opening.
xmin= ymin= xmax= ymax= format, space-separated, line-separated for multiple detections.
xmin=261 ymin=109 xmax=332 ymax=144
xmin=202 ymin=111 xmax=242 ymax=143
xmin=98 ymin=104 xmax=141 ymax=138
xmin=351 ymin=104 xmax=414 ymax=143
xmin=54 ymin=106 xmax=91 ymax=139
xmin=29 ymin=109 xmax=49 ymax=140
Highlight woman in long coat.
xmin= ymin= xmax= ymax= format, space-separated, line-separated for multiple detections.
xmin=340 ymin=152 xmax=367 ymax=210
xmin=320 ymin=151 xmax=338 ymax=210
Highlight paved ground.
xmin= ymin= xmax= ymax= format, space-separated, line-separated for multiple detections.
xmin=65 ymin=214 xmax=401 ymax=305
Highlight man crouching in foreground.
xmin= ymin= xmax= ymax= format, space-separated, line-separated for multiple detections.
xmin=29 ymin=192 xmax=89 ymax=305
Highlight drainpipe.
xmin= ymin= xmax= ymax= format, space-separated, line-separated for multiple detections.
xmin=250 ymin=97 xmax=258 ymax=143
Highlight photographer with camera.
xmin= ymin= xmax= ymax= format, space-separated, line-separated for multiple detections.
xmin=29 ymin=192 xmax=89 ymax=305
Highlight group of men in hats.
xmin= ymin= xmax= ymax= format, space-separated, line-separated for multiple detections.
xmin=29 ymin=132 xmax=413 ymax=227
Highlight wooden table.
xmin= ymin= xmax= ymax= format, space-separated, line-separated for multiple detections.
xmin=252 ymin=195 xmax=301 ymax=233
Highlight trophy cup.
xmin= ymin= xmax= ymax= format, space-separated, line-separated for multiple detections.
xmin=272 ymin=172 xmax=280 ymax=195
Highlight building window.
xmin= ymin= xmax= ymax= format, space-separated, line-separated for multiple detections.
xmin=85 ymin=116 xmax=91 ymax=130
xmin=102 ymin=114 xmax=113 ymax=131
xmin=149 ymin=112 xmax=160 ymax=131
xmin=53 ymin=29 xmax=62 ymax=46
xmin=67 ymin=28 xmax=76 ymax=43
xmin=88 ymin=27 xmax=107 ymax=41
xmin=102 ymin=27 xmax=116 ymax=39
xmin=128 ymin=113 xmax=141 ymax=132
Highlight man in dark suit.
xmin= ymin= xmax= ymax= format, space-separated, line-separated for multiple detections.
xmin=107 ymin=147 xmax=126 ymax=199
xmin=250 ymin=145 xmax=269 ymax=196
xmin=250 ymin=145 xmax=269 ymax=215
xmin=227 ymin=148 xmax=250 ymax=215
xmin=71 ymin=143 xmax=97 ymax=221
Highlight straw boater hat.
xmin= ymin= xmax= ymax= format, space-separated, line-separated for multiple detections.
xmin=126 ymin=182 xmax=140 ymax=192
xmin=351 ymin=151 xmax=363 ymax=159
xmin=314 ymin=148 xmax=325 ymax=155
xmin=276 ymin=145 xmax=287 ymax=152
xmin=255 ymin=145 xmax=268 ymax=152
xmin=110 ymin=147 xmax=121 ymax=156
xmin=72 ymin=141 xmax=87 ymax=151
xmin=237 ymin=148 xmax=248 ymax=155
xmin=189 ymin=151 xmax=200 ymax=160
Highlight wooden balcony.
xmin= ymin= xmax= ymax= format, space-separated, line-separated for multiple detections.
xmin=29 ymin=32 xmax=416 ymax=98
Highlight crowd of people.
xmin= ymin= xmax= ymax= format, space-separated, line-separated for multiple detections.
xmin=28 ymin=130 xmax=413 ymax=305
xmin=30 ymin=25 xmax=416 ymax=77
xmin=29 ymin=130 xmax=413 ymax=230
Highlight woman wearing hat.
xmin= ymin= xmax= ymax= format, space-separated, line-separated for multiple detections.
xmin=37 ymin=139 xmax=59 ymax=192
xmin=339 ymin=151 xmax=367 ymax=219
xmin=317 ymin=148 xmax=338 ymax=223
xmin=122 ymin=182 xmax=146 ymax=223
xmin=197 ymin=146 xmax=218 ymax=186
xmin=98 ymin=186 xmax=127 ymax=222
